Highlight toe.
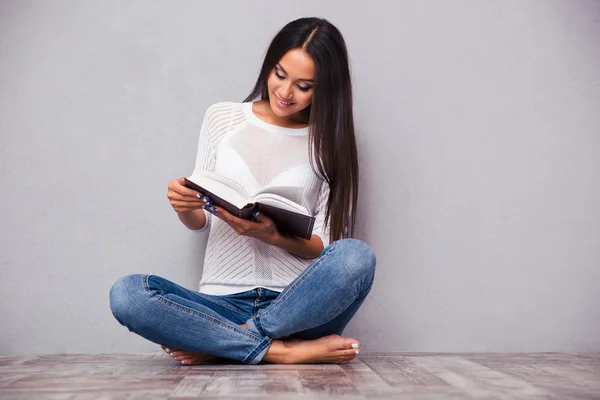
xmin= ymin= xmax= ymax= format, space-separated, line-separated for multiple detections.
xmin=336 ymin=353 xmax=355 ymax=363
xmin=346 ymin=348 xmax=359 ymax=356
xmin=333 ymin=349 xmax=358 ymax=357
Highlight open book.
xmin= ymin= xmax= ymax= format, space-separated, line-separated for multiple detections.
xmin=184 ymin=170 xmax=316 ymax=240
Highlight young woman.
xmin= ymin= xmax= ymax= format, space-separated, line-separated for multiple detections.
xmin=110 ymin=17 xmax=376 ymax=365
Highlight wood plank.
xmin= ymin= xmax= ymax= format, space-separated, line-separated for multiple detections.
xmin=169 ymin=373 xmax=213 ymax=397
xmin=360 ymin=355 xmax=460 ymax=397
xmin=0 ymin=374 xmax=182 ymax=393
xmin=339 ymin=358 xmax=397 ymax=396
xmin=297 ymin=368 xmax=359 ymax=396
xmin=463 ymin=352 xmax=600 ymax=396
xmin=410 ymin=355 xmax=555 ymax=399
xmin=0 ymin=353 xmax=598 ymax=399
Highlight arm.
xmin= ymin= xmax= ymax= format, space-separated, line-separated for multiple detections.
xmin=180 ymin=103 xmax=222 ymax=232
xmin=265 ymin=232 xmax=325 ymax=259
xmin=177 ymin=208 xmax=207 ymax=231
xmin=265 ymin=178 xmax=332 ymax=259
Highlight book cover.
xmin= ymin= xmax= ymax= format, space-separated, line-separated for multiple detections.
xmin=183 ymin=177 xmax=316 ymax=240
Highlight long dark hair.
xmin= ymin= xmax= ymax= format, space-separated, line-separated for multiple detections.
xmin=243 ymin=17 xmax=358 ymax=244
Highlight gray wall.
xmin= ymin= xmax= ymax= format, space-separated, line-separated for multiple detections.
xmin=1 ymin=0 xmax=599 ymax=356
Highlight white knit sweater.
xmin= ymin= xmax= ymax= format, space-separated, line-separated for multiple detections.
xmin=191 ymin=101 xmax=331 ymax=295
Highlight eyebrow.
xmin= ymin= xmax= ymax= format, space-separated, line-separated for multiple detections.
xmin=276 ymin=63 xmax=315 ymax=83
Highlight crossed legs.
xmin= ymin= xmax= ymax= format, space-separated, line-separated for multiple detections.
xmin=109 ymin=238 xmax=376 ymax=364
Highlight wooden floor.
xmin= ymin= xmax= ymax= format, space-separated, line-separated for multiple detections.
xmin=0 ymin=352 xmax=599 ymax=399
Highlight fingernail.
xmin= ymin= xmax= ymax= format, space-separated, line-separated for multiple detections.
xmin=355 ymin=350 xmax=360 ymax=355
xmin=351 ymin=343 xmax=358 ymax=349
xmin=196 ymin=193 xmax=202 ymax=199
xmin=165 ymin=348 xmax=170 ymax=352
xmin=203 ymin=196 xmax=210 ymax=202
xmin=253 ymin=210 xmax=260 ymax=217
xmin=212 ymin=207 xmax=218 ymax=212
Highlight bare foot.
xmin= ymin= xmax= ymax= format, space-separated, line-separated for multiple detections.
xmin=161 ymin=345 xmax=222 ymax=364
xmin=161 ymin=323 xmax=249 ymax=365
xmin=263 ymin=334 xmax=360 ymax=364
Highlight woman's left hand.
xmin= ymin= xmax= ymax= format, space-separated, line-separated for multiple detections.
xmin=205 ymin=206 xmax=279 ymax=244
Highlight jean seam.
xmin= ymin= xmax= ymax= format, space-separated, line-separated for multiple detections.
xmin=252 ymin=313 xmax=269 ymax=338
xmin=243 ymin=337 xmax=272 ymax=364
xmin=257 ymin=241 xmax=337 ymax=320
xmin=195 ymin=292 xmax=253 ymax=319
xmin=358 ymin=274 xmax=376 ymax=300
xmin=142 ymin=275 xmax=262 ymax=342
xmin=143 ymin=274 xmax=250 ymax=319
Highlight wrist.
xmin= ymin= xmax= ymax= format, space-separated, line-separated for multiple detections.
xmin=264 ymin=230 xmax=282 ymax=246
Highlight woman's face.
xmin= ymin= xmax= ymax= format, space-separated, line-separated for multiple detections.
xmin=267 ymin=48 xmax=315 ymax=120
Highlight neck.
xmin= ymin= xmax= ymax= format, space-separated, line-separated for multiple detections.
xmin=257 ymin=100 xmax=308 ymax=128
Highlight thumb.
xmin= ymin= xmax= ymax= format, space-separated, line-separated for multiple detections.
xmin=253 ymin=209 xmax=270 ymax=223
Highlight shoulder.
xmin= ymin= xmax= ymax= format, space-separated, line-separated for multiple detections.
xmin=204 ymin=101 xmax=246 ymax=119
xmin=201 ymin=101 xmax=248 ymax=135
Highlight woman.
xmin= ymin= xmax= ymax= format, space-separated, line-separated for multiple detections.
xmin=109 ymin=17 xmax=376 ymax=365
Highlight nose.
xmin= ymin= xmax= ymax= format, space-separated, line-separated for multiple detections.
xmin=280 ymin=82 xmax=294 ymax=99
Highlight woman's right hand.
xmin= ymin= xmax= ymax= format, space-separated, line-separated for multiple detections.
xmin=167 ymin=178 xmax=212 ymax=213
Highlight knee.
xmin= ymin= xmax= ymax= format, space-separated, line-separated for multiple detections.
xmin=109 ymin=274 xmax=147 ymax=324
xmin=333 ymin=238 xmax=376 ymax=283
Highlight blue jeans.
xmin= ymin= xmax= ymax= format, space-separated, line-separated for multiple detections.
xmin=109 ymin=238 xmax=376 ymax=364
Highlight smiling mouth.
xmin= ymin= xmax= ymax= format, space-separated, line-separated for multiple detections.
xmin=275 ymin=95 xmax=294 ymax=105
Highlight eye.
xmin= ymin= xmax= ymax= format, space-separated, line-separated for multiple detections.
xmin=274 ymin=70 xmax=313 ymax=92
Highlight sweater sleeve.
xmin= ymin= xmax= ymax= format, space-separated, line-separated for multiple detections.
xmin=311 ymin=179 xmax=332 ymax=248
xmin=189 ymin=103 xmax=221 ymax=233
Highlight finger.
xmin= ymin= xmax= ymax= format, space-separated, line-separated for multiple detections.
xmin=209 ymin=207 xmax=249 ymax=233
xmin=171 ymin=197 xmax=206 ymax=206
xmin=171 ymin=178 xmax=204 ymax=198
xmin=208 ymin=205 xmax=230 ymax=221
xmin=252 ymin=209 xmax=273 ymax=224
xmin=168 ymin=189 xmax=204 ymax=204
xmin=170 ymin=191 xmax=210 ymax=204
xmin=171 ymin=200 xmax=206 ymax=211
xmin=171 ymin=192 xmax=212 ymax=206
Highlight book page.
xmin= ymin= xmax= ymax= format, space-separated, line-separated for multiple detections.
xmin=253 ymin=185 xmax=303 ymax=203
xmin=253 ymin=193 xmax=309 ymax=215
xmin=187 ymin=170 xmax=251 ymax=209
